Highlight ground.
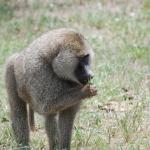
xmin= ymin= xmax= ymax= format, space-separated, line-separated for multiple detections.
xmin=0 ymin=0 xmax=150 ymax=149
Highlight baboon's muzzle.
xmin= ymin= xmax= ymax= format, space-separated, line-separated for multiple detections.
xmin=79 ymin=66 xmax=94 ymax=85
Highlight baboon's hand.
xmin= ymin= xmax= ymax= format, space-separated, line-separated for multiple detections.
xmin=81 ymin=84 xmax=97 ymax=98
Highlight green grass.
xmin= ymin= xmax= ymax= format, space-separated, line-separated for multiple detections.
xmin=0 ymin=0 xmax=150 ymax=149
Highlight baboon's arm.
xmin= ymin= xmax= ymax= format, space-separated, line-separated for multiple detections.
xmin=27 ymin=64 xmax=96 ymax=114
xmin=42 ymin=87 xmax=88 ymax=113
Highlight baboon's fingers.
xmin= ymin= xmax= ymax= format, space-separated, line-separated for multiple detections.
xmin=89 ymin=85 xmax=97 ymax=96
xmin=81 ymin=84 xmax=97 ymax=98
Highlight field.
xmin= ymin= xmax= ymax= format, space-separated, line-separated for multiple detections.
xmin=0 ymin=0 xmax=150 ymax=149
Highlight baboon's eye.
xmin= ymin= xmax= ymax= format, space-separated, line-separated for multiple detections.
xmin=79 ymin=54 xmax=89 ymax=66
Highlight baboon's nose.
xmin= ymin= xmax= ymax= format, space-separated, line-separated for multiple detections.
xmin=88 ymin=70 xmax=94 ymax=79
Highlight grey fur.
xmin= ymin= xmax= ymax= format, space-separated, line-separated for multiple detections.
xmin=5 ymin=28 xmax=97 ymax=150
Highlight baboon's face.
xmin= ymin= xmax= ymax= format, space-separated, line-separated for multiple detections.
xmin=75 ymin=54 xmax=94 ymax=85
xmin=52 ymin=32 xmax=94 ymax=85
xmin=52 ymin=50 xmax=94 ymax=85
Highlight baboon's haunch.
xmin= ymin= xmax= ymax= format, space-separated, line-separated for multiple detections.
xmin=5 ymin=28 xmax=97 ymax=150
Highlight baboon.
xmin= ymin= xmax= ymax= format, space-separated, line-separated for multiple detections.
xmin=5 ymin=28 xmax=97 ymax=150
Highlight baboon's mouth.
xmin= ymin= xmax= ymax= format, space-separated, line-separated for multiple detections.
xmin=79 ymin=76 xmax=92 ymax=85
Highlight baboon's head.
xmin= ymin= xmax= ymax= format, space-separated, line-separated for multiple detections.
xmin=52 ymin=30 xmax=94 ymax=85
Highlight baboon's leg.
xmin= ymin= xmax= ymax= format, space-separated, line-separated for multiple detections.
xmin=28 ymin=106 xmax=35 ymax=131
xmin=11 ymin=97 xmax=29 ymax=148
xmin=45 ymin=114 xmax=59 ymax=150
xmin=5 ymin=63 xmax=30 ymax=148
xmin=59 ymin=103 xmax=80 ymax=150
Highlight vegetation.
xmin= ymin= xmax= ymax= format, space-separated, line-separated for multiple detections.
xmin=0 ymin=0 xmax=150 ymax=149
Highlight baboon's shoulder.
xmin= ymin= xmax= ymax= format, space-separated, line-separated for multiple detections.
xmin=6 ymin=53 xmax=19 ymax=68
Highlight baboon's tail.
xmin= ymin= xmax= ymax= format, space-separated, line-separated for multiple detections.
xmin=28 ymin=106 xmax=35 ymax=131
